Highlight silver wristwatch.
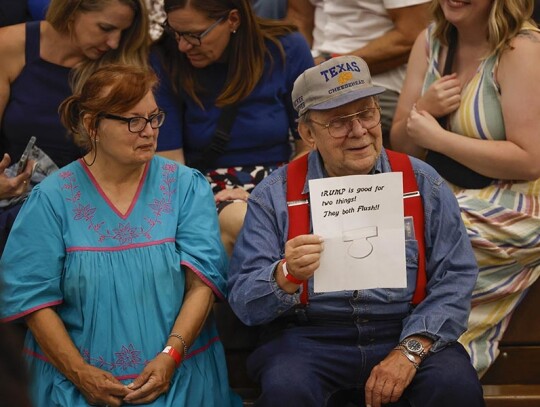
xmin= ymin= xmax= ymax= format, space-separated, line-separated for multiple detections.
xmin=400 ymin=338 xmax=427 ymax=360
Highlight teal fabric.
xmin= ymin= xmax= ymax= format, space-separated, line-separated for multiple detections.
xmin=0 ymin=155 xmax=240 ymax=406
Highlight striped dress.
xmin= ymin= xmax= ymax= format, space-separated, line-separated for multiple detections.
xmin=422 ymin=23 xmax=540 ymax=375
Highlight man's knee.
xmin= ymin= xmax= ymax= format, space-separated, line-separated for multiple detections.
xmin=409 ymin=343 xmax=484 ymax=406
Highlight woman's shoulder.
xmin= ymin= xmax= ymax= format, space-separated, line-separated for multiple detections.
xmin=274 ymin=30 xmax=309 ymax=52
xmin=0 ymin=23 xmax=26 ymax=80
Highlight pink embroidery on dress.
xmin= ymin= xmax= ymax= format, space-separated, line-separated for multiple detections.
xmin=62 ymin=163 xmax=178 ymax=244
xmin=82 ymin=344 xmax=150 ymax=372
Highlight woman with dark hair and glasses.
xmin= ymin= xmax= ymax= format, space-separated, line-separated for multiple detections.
xmin=152 ymin=0 xmax=313 ymax=256
xmin=0 ymin=64 xmax=240 ymax=407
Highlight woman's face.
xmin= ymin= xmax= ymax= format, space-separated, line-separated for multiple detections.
xmin=71 ymin=0 xmax=135 ymax=60
xmin=439 ymin=0 xmax=493 ymax=28
xmin=94 ymin=90 xmax=160 ymax=167
xmin=166 ymin=6 xmax=237 ymax=68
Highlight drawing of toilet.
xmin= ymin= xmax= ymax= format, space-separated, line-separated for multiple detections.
xmin=342 ymin=226 xmax=378 ymax=259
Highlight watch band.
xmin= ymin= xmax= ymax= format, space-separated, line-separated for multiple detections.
xmin=282 ymin=261 xmax=304 ymax=285
xmin=161 ymin=345 xmax=182 ymax=367
xmin=398 ymin=348 xmax=419 ymax=369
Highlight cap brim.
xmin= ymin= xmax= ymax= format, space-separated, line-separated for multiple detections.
xmin=310 ymin=86 xmax=386 ymax=112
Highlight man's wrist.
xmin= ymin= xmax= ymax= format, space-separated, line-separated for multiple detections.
xmin=282 ymin=260 xmax=304 ymax=285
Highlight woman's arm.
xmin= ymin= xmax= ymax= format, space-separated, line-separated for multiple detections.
xmin=390 ymin=29 xmax=430 ymax=157
xmin=26 ymin=308 xmax=131 ymax=407
xmin=405 ymin=32 xmax=540 ymax=181
xmin=123 ymin=269 xmax=215 ymax=404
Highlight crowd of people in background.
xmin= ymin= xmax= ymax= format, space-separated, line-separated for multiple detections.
xmin=0 ymin=0 xmax=539 ymax=406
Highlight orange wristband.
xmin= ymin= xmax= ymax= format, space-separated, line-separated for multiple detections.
xmin=161 ymin=345 xmax=182 ymax=367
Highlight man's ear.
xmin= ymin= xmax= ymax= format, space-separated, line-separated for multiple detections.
xmin=298 ymin=121 xmax=317 ymax=150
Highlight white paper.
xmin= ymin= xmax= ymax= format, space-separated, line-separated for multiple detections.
xmin=309 ymin=172 xmax=406 ymax=292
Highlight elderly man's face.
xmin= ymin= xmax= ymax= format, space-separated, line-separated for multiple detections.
xmin=299 ymin=97 xmax=382 ymax=177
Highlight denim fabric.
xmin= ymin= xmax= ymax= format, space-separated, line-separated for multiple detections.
xmin=228 ymin=150 xmax=479 ymax=351
xmin=247 ymin=323 xmax=484 ymax=407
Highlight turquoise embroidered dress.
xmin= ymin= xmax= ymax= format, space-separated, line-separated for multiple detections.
xmin=0 ymin=156 xmax=241 ymax=406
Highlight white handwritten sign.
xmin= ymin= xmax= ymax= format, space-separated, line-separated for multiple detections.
xmin=309 ymin=172 xmax=406 ymax=292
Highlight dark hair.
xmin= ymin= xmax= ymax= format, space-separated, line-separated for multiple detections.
xmin=59 ymin=64 xmax=158 ymax=150
xmin=156 ymin=0 xmax=297 ymax=107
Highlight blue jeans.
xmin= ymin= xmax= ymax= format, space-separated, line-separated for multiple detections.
xmin=247 ymin=321 xmax=484 ymax=407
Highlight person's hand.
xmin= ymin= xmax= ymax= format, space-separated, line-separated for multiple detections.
xmin=283 ymin=234 xmax=324 ymax=281
xmin=364 ymin=350 xmax=417 ymax=407
xmin=406 ymin=106 xmax=445 ymax=151
xmin=73 ymin=363 xmax=132 ymax=406
xmin=0 ymin=154 xmax=33 ymax=199
xmin=416 ymin=73 xmax=461 ymax=118
xmin=214 ymin=187 xmax=250 ymax=204
xmin=123 ymin=353 xmax=176 ymax=404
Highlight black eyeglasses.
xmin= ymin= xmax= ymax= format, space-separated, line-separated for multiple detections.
xmin=100 ymin=111 xmax=166 ymax=133
xmin=161 ymin=16 xmax=225 ymax=46
xmin=309 ymin=107 xmax=381 ymax=138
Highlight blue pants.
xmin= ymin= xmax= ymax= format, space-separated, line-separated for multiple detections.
xmin=247 ymin=322 xmax=484 ymax=407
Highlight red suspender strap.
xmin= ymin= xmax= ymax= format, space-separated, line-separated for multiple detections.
xmin=385 ymin=150 xmax=427 ymax=305
xmin=286 ymin=154 xmax=310 ymax=305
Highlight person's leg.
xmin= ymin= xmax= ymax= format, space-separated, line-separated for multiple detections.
xmin=404 ymin=342 xmax=485 ymax=407
xmin=218 ymin=201 xmax=247 ymax=257
xmin=247 ymin=326 xmax=366 ymax=407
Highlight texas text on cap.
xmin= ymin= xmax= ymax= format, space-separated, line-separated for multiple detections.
xmin=292 ymin=55 xmax=386 ymax=117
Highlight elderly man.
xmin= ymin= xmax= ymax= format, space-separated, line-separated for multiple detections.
xmin=228 ymin=56 xmax=484 ymax=407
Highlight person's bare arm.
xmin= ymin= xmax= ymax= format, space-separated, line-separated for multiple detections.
xmin=349 ymin=3 xmax=430 ymax=75
xmin=404 ymin=31 xmax=540 ymax=180
xmin=286 ymin=0 xmax=316 ymax=47
xmin=26 ymin=308 xmax=131 ymax=406
xmin=390 ymin=29 xmax=430 ymax=157
xmin=124 ymin=269 xmax=215 ymax=404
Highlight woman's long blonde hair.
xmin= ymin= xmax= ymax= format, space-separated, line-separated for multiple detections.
xmin=431 ymin=0 xmax=536 ymax=56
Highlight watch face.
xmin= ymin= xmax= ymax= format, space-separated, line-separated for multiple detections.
xmin=406 ymin=339 xmax=423 ymax=353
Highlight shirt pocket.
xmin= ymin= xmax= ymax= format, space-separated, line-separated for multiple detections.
xmin=384 ymin=239 xmax=419 ymax=303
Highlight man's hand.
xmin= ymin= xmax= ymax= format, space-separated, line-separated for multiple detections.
xmin=123 ymin=353 xmax=176 ymax=404
xmin=364 ymin=350 xmax=417 ymax=407
xmin=275 ymin=234 xmax=323 ymax=292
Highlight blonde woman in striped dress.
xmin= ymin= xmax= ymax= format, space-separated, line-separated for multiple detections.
xmin=390 ymin=0 xmax=540 ymax=375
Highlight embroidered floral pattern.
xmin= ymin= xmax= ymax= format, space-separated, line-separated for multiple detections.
xmin=61 ymin=163 xmax=177 ymax=245
xmin=82 ymin=343 xmax=149 ymax=371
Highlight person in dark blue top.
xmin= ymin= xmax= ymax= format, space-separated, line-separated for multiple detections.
xmin=152 ymin=0 xmax=313 ymax=256
xmin=0 ymin=0 xmax=150 ymax=248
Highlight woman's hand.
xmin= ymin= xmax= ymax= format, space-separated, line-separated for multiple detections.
xmin=416 ymin=74 xmax=461 ymax=118
xmin=123 ymin=354 xmax=176 ymax=404
xmin=0 ymin=153 xmax=33 ymax=199
xmin=214 ymin=187 xmax=250 ymax=203
xmin=74 ymin=363 xmax=131 ymax=407
xmin=406 ymin=106 xmax=445 ymax=151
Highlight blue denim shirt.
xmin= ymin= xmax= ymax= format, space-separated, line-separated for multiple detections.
xmin=228 ymin=150 xmax=478 ymax=351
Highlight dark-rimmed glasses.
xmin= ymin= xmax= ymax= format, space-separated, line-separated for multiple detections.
xmin=309 ymin=107 xmax=381 ymax=138
xmin=161 ymin=16 xmax=225 ymax=46
xmin=101 ymin=111 xmax=166 ymax=133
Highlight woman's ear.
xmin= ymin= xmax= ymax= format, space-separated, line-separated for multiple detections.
xmin=83 ymin=114 xmax=98 ymax=142
xmin=228 ymin=9 xmax=241 ymax=33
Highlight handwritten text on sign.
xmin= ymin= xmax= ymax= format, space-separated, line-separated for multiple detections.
xmin=309 ymin=172 xmax=407 ymax=292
